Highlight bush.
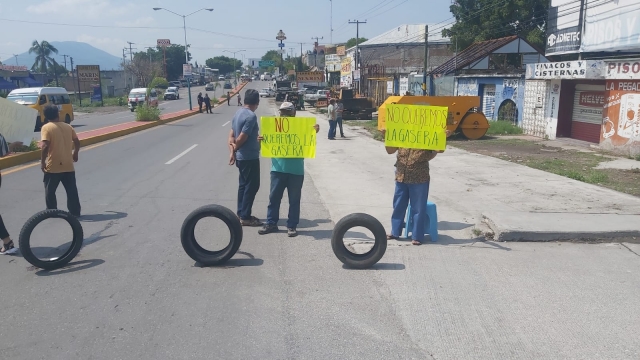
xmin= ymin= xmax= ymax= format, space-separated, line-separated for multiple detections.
xmin=149 ymin=77 xmax=169 ymax=89
xmin=486 ymin=120 xmax=523 ymax=135
xmin=135 ymin=104 xmax=161 ymax=121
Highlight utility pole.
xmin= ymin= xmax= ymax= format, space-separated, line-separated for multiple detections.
xmin=348 ymin=20 xmax=366 ymax=71
xmin=122 ymin=48 xmax=128 ymax=90
xmin=311 ymin=36 xmax=323 ymax=67
xmin=71 ymin=56 xmax=81 ymax=105
xmin=423 ymin=25 xmax=428 ymax=96
xmin=61 ymin=54 xmax=69 ymax=70
xmin=127 ymin=41 xmax=135 ymax=61
xmin=330 ymin=0 xmax=333 ymax=44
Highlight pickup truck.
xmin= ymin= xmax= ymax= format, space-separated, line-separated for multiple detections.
xmin=304 ymin=90 xmax=330 ymax=106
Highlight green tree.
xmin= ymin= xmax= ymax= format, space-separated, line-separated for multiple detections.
xmin=131 ymin=45 xmax=191 ymax=81
xmin=149 ymin=77 xmax=169 ymax=89
xmin=345 ymin=37 xmax=368 ymax=48
xmin=29 ymin=40 xmax=58 ymax=73
xmin=442 ymin=0 xmax=549 ymax=50
xmin=205 ymin=56 xmax=242 ymax=75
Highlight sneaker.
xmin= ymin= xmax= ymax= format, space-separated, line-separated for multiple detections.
xmin=0 ymin=240 xmax=17 ymax=255
xmin=258 ymin=224 xmax=279 ymax=235
xmin=241 ymin=217 xmax=263 ymax=227
xmin=287 ymin=228 xmax=298 ymax=237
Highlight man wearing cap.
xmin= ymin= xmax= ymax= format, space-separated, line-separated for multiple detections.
xmin=257 ymin=102 xmax=319 ymax=237
xmin=228 ymin=89 xmax=263 ymax=227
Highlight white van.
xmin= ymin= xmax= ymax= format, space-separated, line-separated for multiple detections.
xmin=128 ymin=88 xmax=158 ymax=112
xmin=260 ymin=73 xmax=272 ymax=81
xmin=7 ymin=87 xmax=74 ymax=131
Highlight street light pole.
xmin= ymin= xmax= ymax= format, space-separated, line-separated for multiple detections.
xmin=224 ymin=50 xmax=245 ymax=84
xmin=153 ymin=7 xmax=213 ymax=111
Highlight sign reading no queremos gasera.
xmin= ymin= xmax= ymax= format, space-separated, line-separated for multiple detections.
xmin=76 ymin=65 xmax=100 ymax=82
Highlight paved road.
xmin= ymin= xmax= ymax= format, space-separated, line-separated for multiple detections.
xmin=2 ymin=81 xmax=639 ymax=359
xmin=54 ymin=85 xmax=223 ymax=135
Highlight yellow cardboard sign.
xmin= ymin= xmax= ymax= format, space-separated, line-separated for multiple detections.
xmin=260 ymin=117 xmax=317 ymax=158
xmin=384 ymin=104 xmax=448 ymax=151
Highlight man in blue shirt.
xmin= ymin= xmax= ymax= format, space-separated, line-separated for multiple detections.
xmin=228 ymin=89 xmax=263 ymax=227
xmin=257 ymin=102 xmax=319 ymax=237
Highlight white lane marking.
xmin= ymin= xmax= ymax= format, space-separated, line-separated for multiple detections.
xmin=165 ymin=144 xmax=198 ymax=165
xmin=222 ymin=121 xmax=230 ymax=127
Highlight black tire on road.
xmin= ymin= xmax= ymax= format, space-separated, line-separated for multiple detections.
xmin=331 ymin=213 xmax=387 ymax=269
xmin=19 ymin=209 xmax=84 ymax=270
xmin=180 ymin=205 xmax=242 ymax=266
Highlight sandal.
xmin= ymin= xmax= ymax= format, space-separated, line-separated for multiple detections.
xmin=386 ymin=235 xmax=399 ymax=240
xmin=411 ymin=240 xmax=422 ymax=246
xmin=0 ymin=240 xmax=17 ymax=255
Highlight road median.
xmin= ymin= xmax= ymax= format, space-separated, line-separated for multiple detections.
xmin=0 ymin=81 xmax=248 ymax=170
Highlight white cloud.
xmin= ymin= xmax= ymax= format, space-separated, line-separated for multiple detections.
xmin=26 ymin=0 xmax=131 ymax=18
xmin=115 ymin=16 xmax=155 ymax=28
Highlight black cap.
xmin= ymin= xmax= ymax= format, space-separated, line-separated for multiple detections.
xmin=244 ymin=89 xmax=260 ymax=105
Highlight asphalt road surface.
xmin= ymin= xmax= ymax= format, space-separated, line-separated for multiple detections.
xmin=55 ymin=85 xmax=219 ymax=135
xmin=2 ymin=81 xmax=639 ymax=359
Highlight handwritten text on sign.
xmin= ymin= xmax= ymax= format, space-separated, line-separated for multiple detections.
xmin=384 ymin=104 xmax=448 ymax=151
xmin=260 ymin=117 xmax=317 ymax=158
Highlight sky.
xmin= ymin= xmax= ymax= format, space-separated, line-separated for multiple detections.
xmin=0 ymin=0 xmax=454 ymax=65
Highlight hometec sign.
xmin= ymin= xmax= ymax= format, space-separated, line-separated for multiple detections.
xmin=527 ymin=61 xmax=587 ymax=79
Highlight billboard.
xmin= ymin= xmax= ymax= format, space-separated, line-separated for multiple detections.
xmin=341 ymin=57 xmax=352 ymax=76
xmin=76 ymin=65 xmax=100 ymax=82
xmin=545 ymin=0 xmax=640 ymax=56
xmin=325 ymin=54 xmax=340 ymax=72
xmin=336 ymin=46 xmax=346 ymax=56
xmin=157 ymin=39 xmax=171 ymax=47
xmin=582 ymin=0 xmax=640 ymax=53
xmin=296 ymin=71 xmax=324 ymax=82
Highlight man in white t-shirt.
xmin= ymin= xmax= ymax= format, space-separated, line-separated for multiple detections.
xmin=327 ymin=99 xmax=336 ymax=140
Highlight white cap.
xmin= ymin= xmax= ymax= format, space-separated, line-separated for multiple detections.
xmin=279 ymin=102 xmax=295 ymax=111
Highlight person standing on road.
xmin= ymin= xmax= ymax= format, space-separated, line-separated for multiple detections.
xmin=383 ymin=129 xmax=451 ymax=245
xmin=204 ymin=93 xmax=212 ymax=114
xmin=227 ymin=92 xmax=231 ymax=106
xmin=228 ymin=89 xmax=263 ymax=227
xmin=40 ymin=105 xmax=81 ymax=217
xmin=0 ymin=133 xmax=17 ymax=255
xmin=327 ymin=99 xmax=337 ymax=140
xmin=335 ymin=99 xmax=345 ymax=138
xmin=197 ymin=92 xmax=204 ymax=113
xmin=255 ymin=102 xmax=319 ymax=237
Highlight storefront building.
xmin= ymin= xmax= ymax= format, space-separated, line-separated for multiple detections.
xmin=524 ymin=59 xmax=640 ymax=156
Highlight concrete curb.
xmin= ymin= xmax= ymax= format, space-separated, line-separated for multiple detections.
xmin=483 ymin=213 xmax=640 ymax=243
xmin=0 ymin=82 xmax=249 ymax=171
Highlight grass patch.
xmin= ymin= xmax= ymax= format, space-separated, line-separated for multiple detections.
xmin=486 ymin=120 xmax=523 ymax=135
xmin=472 ymin=228 xmax=483 ymax=237
xmin=634 ymin=154 xmax=640 ymax=161
xmin=135 ymin=104 xmax=161 ymax=121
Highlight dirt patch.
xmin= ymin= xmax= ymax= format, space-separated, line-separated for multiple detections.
xmin=450 ymin=137 xmax=640 ymax=197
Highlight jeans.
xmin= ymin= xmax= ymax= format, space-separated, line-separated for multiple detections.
xmin=44 ymin=172 xmax=81 ymax=216
xmin=391 ymin=181 xmax=430 ymax=242
xmin=198 ymin=102 xmax=203 ymax=113
xmin=328 ymin=120 xmax=337 ymax=139
xmin=336 ymin=116 xmax=344 ymax=137
xmin=236 ymin=159 xmax=261 ymax=220
xmin=205 ymin=103 xmax=212 ymax=113
xmin=266 ymin=172 xmax=304 ymax=228
xmin=0 ymin=215 xmax=9 ymax=239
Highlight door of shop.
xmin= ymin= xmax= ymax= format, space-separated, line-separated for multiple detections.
xmin=571 ymin=83 xmax=605 ymax=143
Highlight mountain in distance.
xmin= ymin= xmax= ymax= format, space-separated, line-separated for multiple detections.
xmin=2 ymin=41 xmax=123 ymax=71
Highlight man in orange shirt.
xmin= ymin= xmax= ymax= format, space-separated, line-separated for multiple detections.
xmin=40 ymin=105 xmax=81 ymax=217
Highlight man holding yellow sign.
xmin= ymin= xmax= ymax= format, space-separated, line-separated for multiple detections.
xmin=383 ymin=104 xmax=451 ymax=245
xmin=257 ymin=102 xmax=319 ymax=237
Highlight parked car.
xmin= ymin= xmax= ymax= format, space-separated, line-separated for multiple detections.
xmin=169 ymin=81 xmax=181 ymax=89
xmin=224 ymin=82 xmax=233 ymax=89
xmin=164 ymin=87 xmax=179 ymax=100
xmin=128 ymin=88 xmax=158 ymax=112
xmin=205 ymin=83 xmax=214 ymax=91
xmin=259 ymin=88 xmax=275 ymax=97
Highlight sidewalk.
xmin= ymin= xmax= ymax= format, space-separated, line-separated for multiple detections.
xmin=301 ymin=110 xmax=640 ymax=242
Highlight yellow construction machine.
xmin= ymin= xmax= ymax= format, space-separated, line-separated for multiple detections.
xmin=378 ymin=95 xmax=490 ymax=140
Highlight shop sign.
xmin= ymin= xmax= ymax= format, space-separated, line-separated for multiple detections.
xmin=341 ymin=57 xmax=352 ymax=76
xmin=325 ymin=54 xmax=340 ymax=72
xmin=297 ymin=71 xmax=324 ymax=82
xmin=606 ymin=60 xmax=640 ymax=80
xmin=526 ymin=60 xmax=606 ymax=80
xmin=77 ymin=65 xmax=100 ymax=82
xmin=601 ymin=79 xmax=640 ymax=145
xmin=336 ymin=46 xmax=346 ymax=56
xmin=0 ymin=65 xmax=28 ymax=72
xmin=579 ymin=92 xmax=605 ymax=107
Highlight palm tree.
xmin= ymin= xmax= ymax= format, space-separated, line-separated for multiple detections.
xmin=29 ymin=40 xmax=58 ymax=74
